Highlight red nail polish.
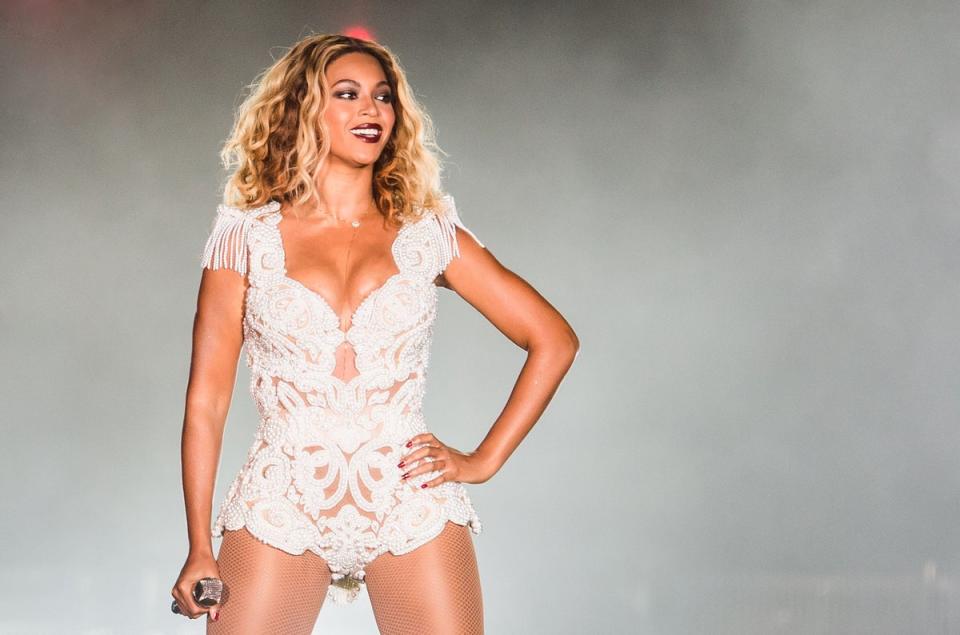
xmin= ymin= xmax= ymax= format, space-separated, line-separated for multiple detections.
xmin=405 ymin=441 xmax=413 ymax=448
xmin=402 ymin=472 xmax=409 ymax=479
xmin=398 ymin=461 xmax=405 ymax=468
xmin=421 ymin=483 xmax=428 ymax=489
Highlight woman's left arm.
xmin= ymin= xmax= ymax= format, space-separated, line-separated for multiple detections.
xmin=400 ymin=225 xmax=580 ymax=486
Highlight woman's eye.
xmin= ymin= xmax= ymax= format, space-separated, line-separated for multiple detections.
xmin=334 ymin=91 xmax=393 ymax=103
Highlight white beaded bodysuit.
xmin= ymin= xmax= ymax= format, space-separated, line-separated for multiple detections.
xmin=199 ymin=194 xmax=483 ymax=604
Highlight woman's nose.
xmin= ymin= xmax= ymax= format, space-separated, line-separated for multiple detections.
xmin=357 ymin=94 xmax=380 ymax=117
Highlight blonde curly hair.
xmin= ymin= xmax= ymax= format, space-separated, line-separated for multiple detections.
xmin=219 ymin=33 xmax=446 ymax=225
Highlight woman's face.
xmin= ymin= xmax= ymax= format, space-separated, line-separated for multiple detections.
xmin=322 ymin=51 xmax=396 ymax=168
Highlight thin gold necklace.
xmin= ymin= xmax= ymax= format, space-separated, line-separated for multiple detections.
xmin=340 ymin=205 xmax=379 ymax=284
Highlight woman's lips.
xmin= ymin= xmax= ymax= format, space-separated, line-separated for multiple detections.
xmin=350 ymin=125 xmax=382 ymax=143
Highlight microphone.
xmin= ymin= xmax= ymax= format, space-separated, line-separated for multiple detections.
xmin=171 ymin=577 xmax=224 ymax=615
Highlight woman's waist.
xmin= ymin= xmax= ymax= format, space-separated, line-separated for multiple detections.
xmin=263 ymin=405 xmax=426 ymax=426
xmin=254 ymin=393 xmax=426 ymax=420
xmin=249 ymin=368 xmax=426 ymax=411
xmin=252 ymin=406 xmax=426 ymax=450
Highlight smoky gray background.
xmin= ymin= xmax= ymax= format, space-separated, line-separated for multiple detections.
xmin=2 ymin=1 xmax=958 ymax=633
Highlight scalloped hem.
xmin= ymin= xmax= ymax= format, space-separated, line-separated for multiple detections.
xmin=210 ymin=492 xmax=483 ymax=605
xmin=386 ymin=513 xmax=482 ymax=559
xmin=212 ymin=518 xmax=315 ymax=557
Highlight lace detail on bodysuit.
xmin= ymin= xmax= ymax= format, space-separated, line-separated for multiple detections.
xmin=199 ymin=194 xmax=483 ymax=604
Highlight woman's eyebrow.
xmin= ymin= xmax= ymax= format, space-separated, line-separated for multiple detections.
xmin=331 ymin=79 xmax=390 ymax=88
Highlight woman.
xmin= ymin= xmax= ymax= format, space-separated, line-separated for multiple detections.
xmin=171 ymin=33 xmax=578 ymax=634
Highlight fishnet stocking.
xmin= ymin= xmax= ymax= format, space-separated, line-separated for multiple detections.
xmin=364 ymin=520 xmax=484 ymax=635
xmin=207 ymin=527 xmax=332 ymax=634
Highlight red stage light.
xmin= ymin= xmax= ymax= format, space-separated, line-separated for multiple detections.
xmin=342 ymin=26 xmax=375 ymax=42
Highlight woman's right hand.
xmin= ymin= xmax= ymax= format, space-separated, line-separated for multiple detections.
xmin=171 ymin=552 xmax=222 ymax=621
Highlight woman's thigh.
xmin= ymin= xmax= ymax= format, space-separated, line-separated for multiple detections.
xmin=207 ymin=527 xmax=332 ymax=635
xmin=364 ymin=520 xmax=484 ymax=635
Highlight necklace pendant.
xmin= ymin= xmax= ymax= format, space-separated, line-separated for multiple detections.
xmin=351 ymin=220 xmax=360 ymax=228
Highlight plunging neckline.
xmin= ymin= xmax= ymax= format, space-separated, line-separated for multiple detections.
xmin=268 ymin=210 xmax=408 ymax=336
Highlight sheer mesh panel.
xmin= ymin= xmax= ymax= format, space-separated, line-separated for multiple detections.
xmin=208 ymin=527 xmax=332 ymax=634
xmin=364 ymin=520 xmax=484 ymax=634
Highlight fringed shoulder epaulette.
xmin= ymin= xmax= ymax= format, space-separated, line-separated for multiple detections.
xmin=199 ymin=201 xmax=279 ymax=276
xmin=433 ymin=194 xmax=485 ymax=271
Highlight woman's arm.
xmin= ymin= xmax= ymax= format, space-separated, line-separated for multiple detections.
xmin=435 ymin=226 xmax=579 ymax=481
xmin=179 ymin=268 xmax=247 ymax=557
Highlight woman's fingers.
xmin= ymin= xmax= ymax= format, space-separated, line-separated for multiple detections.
xmin=405 ymin=432 xmax=438 ymax=448
xmin=398 ymin=434 xmax=445 ymax=464
xmin=401 ymin=459 xmax=446 ymax=480
xmin=171 ymin=557 xmax=222 ymax=621
xmin=397 ymin=444 xmax=440 ymax=466
xmin=171 ymin=588 xmax=189 ymax=617
xmin=422 ymin=471 xmax=449 ymax=488
xmin=172 ymin=580 xmax=220 ymax=620
xmin=172 ymin=587 xmax=202 ymax=619
xmin=399 ymin=433 xmax=464 ymax=487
